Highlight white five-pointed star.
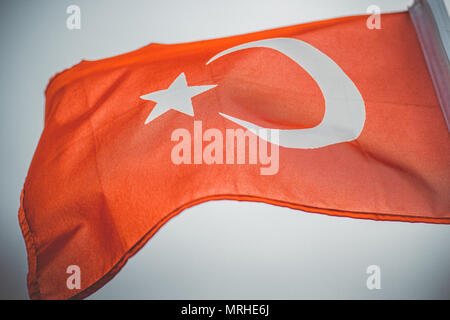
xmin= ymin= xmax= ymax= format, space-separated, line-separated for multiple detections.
xmin=140 ymin=72 xmax=217 ymax=124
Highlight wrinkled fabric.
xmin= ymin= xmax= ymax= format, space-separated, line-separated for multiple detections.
xmin=19 ymin=12 xmax=450 ymax=300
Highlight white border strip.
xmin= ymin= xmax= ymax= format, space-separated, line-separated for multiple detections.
xmin=409 ymin=0 xmax=450 ymax=130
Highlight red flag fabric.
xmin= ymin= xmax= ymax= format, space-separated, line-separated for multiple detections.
xmin=19 ymin=12 xmax=450 ymax=300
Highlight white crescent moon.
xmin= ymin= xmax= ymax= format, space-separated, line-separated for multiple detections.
xmin=206 ymin=38 xmax=366 ymax=149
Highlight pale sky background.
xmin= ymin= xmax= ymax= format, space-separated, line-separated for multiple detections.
xmin=0 ymin=0 xmax=449 ymax=299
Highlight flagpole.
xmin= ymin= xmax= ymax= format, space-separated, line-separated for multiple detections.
xmin=409 ymin=0 xmax=450 ymax=130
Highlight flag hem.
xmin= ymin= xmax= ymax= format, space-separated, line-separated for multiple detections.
xmin=409 ymin=0 xmax=450 ymax=130
xmin=19 ymin=189 xmax=450 ymax=300
xmin=18 ymin=189 xmax=41 ymax=300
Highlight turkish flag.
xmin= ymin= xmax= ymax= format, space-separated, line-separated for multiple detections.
xmin=19 ymin=12 xmax=449 ymax=299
